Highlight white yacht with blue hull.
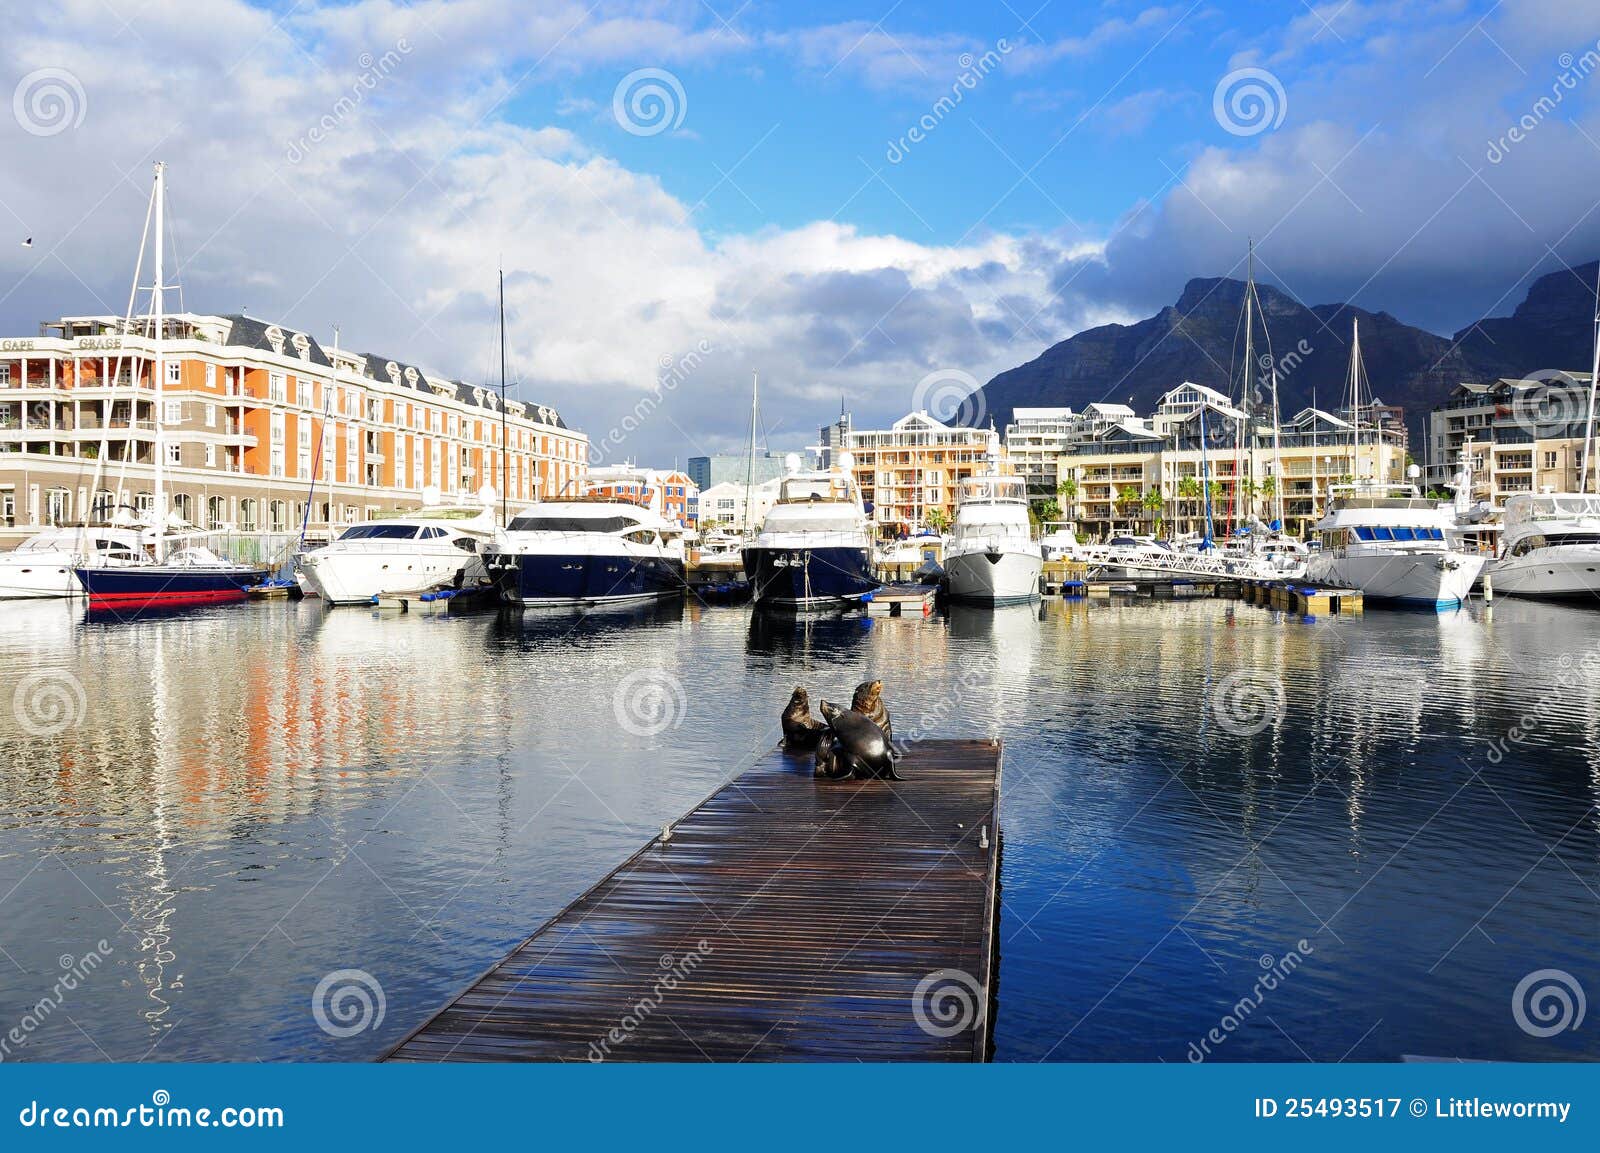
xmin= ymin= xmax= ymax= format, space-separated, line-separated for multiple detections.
xmin=487 ymin=478 xmax=686 ymax=607
xmin=743 ymin=456 xmax=877 ymax=609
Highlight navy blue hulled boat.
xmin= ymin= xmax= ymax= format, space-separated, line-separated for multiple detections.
xmin=486 ymin=469 xmax=686 ymax=607
xmin=742 ymin=456 xmax=877 ymax=609
xmin=76 ymin=544 xmax=269 ymax=610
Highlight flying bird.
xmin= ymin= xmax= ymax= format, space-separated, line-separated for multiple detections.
xmin=21 ymin=237 xmax=32 ymax=248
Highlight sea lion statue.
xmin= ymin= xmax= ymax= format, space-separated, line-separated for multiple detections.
xmin=814 ymin=734 xmax=845 ymax=779
xmin=851 ymin=680 xmax=892 ymax=744
xmin=781 ymin=686 xmax=828 ymax=751
xmin=818 ymin=700 xmax=901 ymax=781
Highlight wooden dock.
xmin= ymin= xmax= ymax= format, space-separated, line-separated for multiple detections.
xmin=385 ymin=738 xmax=1003 ymax=1062
xmin=865 ymin=583 xmax=937 ymax=617
xmin=1238 ymin=579 xmax=1364 ymax=615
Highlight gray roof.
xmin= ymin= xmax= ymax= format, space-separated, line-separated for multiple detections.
xmin=219 ymin=314 xmax=568 ymax=429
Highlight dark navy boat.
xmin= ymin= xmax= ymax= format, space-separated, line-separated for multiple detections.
xmin=742 ymin=457 xmax=877 ymax=609
xmin=76 ymin=545 xmax=269 ymax=610
xmin=486 ymin=470 xmax=686 ymax=607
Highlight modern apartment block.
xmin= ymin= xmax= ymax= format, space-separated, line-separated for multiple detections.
xmin=1426 ymin=373 xmax=1598 ymax=502
xmin=1058 ymin=382 xmax=1408 ymax=539
xmin=0 ymin=313 xmax=587 ymax=544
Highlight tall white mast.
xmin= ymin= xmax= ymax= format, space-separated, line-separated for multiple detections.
xmin=152 ymin=161 xmax=167 ymax=563
xmin=743 ymin=371 xmax=758 ymax=534
xmin=1582 ymin=266 xmax=1600 ymax=495
xmin=1240 ymin=243 xmax=1253 ymax=526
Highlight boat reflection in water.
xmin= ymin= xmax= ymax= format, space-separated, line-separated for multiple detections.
xmin=3 ymin=596 xmax=1600 ymax=1064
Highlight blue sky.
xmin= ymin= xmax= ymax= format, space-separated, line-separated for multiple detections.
xmin=3 ymin=1 xmax=1598 ymax=462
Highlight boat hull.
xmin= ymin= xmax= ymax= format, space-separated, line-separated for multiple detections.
xmin=944 ymin=548 xmax=1042 ymax=604
xmin=0 ymin=554 xmax=83 ymax=599
xmin=1306 ymin=551 xmax=1484 ymax=607
xmin=297 ymin=550 xmax=481 ymax=605
xmin=1489 ymin=550 xmax=1600 ymax=599
xmin=742 ymin=544 xmax=876 ymax=608
xmin=488 ymin=551 xmax=684 ymax=606
xmin=74 ymin=565 xmax=270 ymax=610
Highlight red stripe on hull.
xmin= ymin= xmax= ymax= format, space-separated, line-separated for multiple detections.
xmin=87 ymin=589 xmax=252 ymax=609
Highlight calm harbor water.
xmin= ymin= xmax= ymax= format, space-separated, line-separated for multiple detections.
xmin=0 ymin=594 xmax=1596 ymax=1062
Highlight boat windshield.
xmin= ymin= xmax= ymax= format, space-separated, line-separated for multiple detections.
xmin=959 ymin=477 xmax=1026 ymax=504
xmin=778 ymin=476 xmax=854 ymax=503
xmin=507 ymin=515 xmax=639 ymax=533
xmin=338 ymin=524 xmax=422 ymax=541
xmin=1509 ymin=494 xmax=1600 ymax=523
xmin=1351 ymin=526 xmax=1446 ymax=542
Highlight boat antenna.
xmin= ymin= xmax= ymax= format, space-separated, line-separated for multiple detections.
xmin=1582 ymin=264 xmax=1600 ymax=495
xmin=499 ymin=263 xmax=509 ymax=523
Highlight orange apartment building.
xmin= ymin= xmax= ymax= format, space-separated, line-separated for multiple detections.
xmin=0 ymin=312 xmax=587 ymax=544
xmin=582 ymin=465 xmax=698 ymax=529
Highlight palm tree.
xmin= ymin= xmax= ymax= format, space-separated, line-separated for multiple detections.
xmin=1176 ymin=475 xmax=1200 ymax=532
xmin=1141 ymin=487 xmax=1163 ymax=530
xmin=924 ymin=507 xmax=951 ymax=534
xmin=1056 ymin=476 xmax=1078 ymax=521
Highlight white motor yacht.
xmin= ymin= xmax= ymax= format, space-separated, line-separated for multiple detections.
xmin=1306 ymin=484 xmax=1485 ymax=607
xmin=943 ymin=475 xmax=1042 ymax=604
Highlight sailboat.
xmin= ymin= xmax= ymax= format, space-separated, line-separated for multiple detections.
xmin=1488 ymin=267 xmax=1600 ymax=600
xmin=74 ymin=163 xmax=269 ymax=610
xmin=1305 ymin=318 xmax=1484 ymax=606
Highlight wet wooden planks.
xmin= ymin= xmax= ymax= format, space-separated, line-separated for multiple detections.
xmin=385 ymin=738 xmax=1002 ymax=1062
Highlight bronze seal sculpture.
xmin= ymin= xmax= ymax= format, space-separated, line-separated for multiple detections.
xmin=851 ymin=679 xmax=893 ymax=744
xmin=818 ymin=700 xmax=900 ymax=780
xmin=781 ymin=686 xmax=828 ymax=751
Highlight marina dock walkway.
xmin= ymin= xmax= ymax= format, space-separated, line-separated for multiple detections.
xmin=385 ymin=738 xmax=1003 ymax=1062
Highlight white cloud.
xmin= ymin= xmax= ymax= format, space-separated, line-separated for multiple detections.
xmin=0 ymin=0 xmax=1083 ymax=464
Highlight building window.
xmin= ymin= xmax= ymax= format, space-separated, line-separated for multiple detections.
xmin=1544 ymin=451 xmax=1558 ymax=469
xmin=296 ymin=379 xmax=309 ymax=407
xmin=205 ymin=363 xmax=216 ymax=389
xmin=207 ymin=496 xmax=225 ymax=528
xmin=205 ymin=403 xmax=216 ymax=427
xmin=167 ymin=442 xmax=181 ymax=466
xmin=0 ymin=365 xmax=10 ymax=385
xmin=269 ymin=372 xmax=286 ymax=402
xmin=271 ymin=446 xmax=285 ymax=477
xmin=164 ymin=400 xmax=182 ymax=424
xmin=299 ymin=452 xmax=311 ymax=478
xmin=239 ymin=499 xmax=257 ymax=531
xmin=165 ymin=361 xmax=181 ymax=384
xmin=204 ymin=443 xmax=216 ymax=468
xmin=270 ymin=413 xmax=285 ymax=445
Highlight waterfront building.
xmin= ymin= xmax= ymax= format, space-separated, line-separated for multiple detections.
xmin=1003 ymin=407 xmax=1074 ymax=499
xmin=583 ymin=465 xmax=699 ymax=528
xmin=686 ymin=450 xmax=803 ymax=492
xmin=696 ymin=476 xmax=782 ymax=533
xmin=1059 ymin=382 xmax=1407 ymax=539
xmin=1426 ymin=373 xmax=1598 ymax=502
xmin=0 ymin=313 xmax=587 ymax=545
xmin=823 ymin=410 xmax=1004 ymax=537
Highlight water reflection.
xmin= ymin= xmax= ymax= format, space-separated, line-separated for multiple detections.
xmin=0 ymin=595 xmax=1596 ymax=1061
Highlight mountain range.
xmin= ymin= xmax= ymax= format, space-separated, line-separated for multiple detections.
xmin=972 ymin=261 xmax=1600 ymax=450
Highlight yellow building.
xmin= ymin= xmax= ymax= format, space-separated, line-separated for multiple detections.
xmin=1059 ymin=384 xmax=1407 ymax=539
xmin=824 ymin=411 xmax=1004 ymax=536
